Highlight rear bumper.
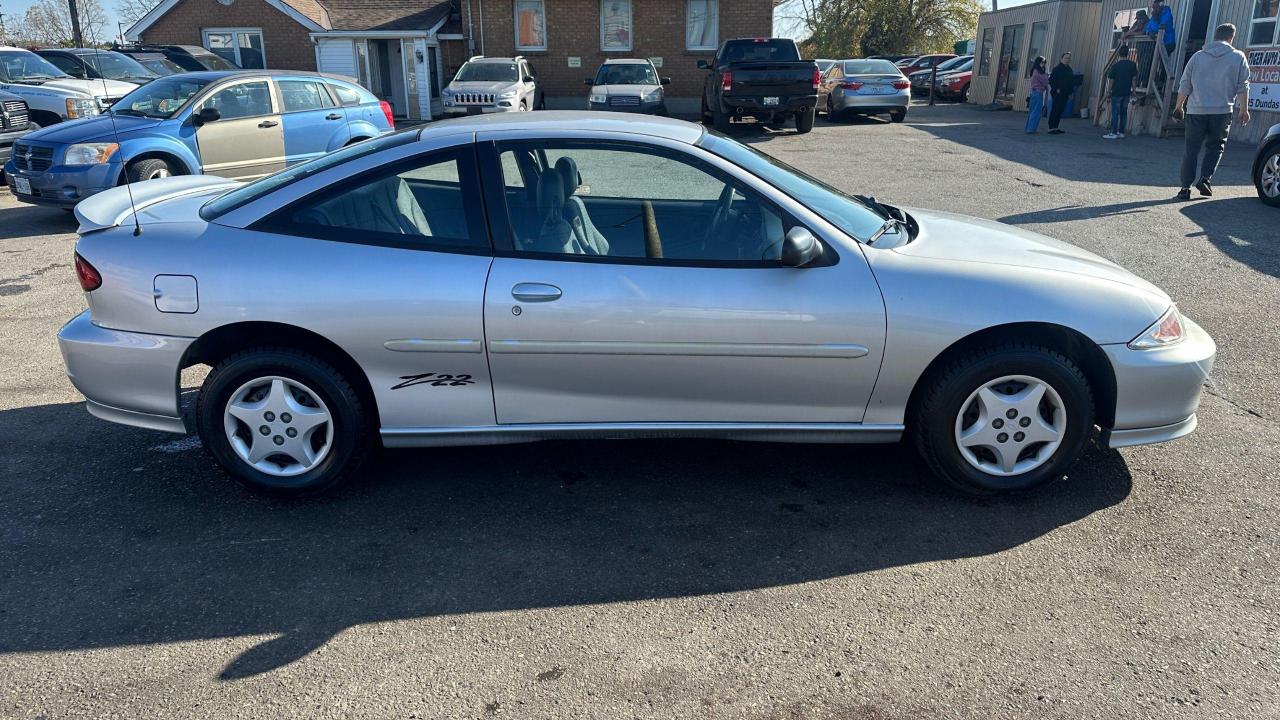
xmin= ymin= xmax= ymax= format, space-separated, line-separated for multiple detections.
xmin=833 ymin=90 xmax=910 ymax=112
xmin=58 ymin=310 xmax=191 ymax=434
xmin=4 ymin=158 xmax=121 ymax=208
xmin=721 ymin=95 xmax=817 ymax=115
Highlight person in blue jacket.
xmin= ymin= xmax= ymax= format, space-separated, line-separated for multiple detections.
xmin=1146 ymin=0 xmax=1177 ymax=56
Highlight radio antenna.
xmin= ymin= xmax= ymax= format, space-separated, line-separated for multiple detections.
xmin=85 ymin=44 xmax=143 ymax=236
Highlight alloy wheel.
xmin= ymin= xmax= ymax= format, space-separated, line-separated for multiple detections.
xmin=223 ymin=376 xmax=334 ymax=477
xmin=1262 ymin=153 xmax=1280 ymax=198
xmin=953 ymin=374 xmax=1065 ymax=476
xmin=148 ymin=168 xmax=170 ymax=180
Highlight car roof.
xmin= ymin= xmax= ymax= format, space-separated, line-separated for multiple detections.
xmin=146 ymin=69 xmax=362 ymax=82
xmin=426 ymin=111 xmax=705 ymax=145
xmin=471 ymin=57 xmax=519 ymax=63
xmin=36 ymin=47 xmax=122 ymax=56
xmin=601 ymin=58 xmax=652 ymax=65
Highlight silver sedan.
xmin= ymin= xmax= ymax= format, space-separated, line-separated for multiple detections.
xmin=59 ymin=113 xmax=1214 ymax=496
xmin=820 ymin=59 xmax=911 ymax=122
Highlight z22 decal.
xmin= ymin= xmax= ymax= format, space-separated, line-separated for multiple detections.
xmin=392 ymin=372 xmax=476 ymax=390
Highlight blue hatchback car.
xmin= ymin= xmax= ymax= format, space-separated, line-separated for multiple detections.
xmin=5 ymin=70 xmax=394 ymax=208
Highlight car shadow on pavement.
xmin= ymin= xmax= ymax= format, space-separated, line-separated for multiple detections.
xmin=0 ymin=203 xmax=77 ymax=241
xmin=997 ymin=198 xmax=1181 ymax=225
xmin=1179 ymin=196 xmax=1280 ymax=279
xmin=0 ymin=401 xmax=1133 ymax=681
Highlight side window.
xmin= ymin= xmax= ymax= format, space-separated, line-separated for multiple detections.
xmin=494 ymin=142 xmax=788 ymax=263
xmin=44 ymin=55 xmax=83 ymax=76
xmin=278 ymin=79 xmax=335 ymax=112
xmin=331 ymin=83 xmax=364 ymax=107
xmin=202 ymin=81 xmax=274 ymax=120
xmin=259 ymin=148 xmax=489 ymax=252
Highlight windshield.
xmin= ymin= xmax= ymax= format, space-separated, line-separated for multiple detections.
xmin=594 ymin=63 xmax=658 ymax=86
xmin=454 ymin=62 xmax=518 ymax=82
xmin=843 ymin=59 xmax=901 ymax=75
xmin=201 ymin=132 xmax=419 ymax=220
xmin=699 ymin=131 xmax=889 ymax=243
xmin=0 ymin=51 xmax=70 ymax=82
xmin=192 ymin=52 xmax=238 ymax=71
xmin=80 ymin=51 xmax=158 ymax=81
xmin=936 ymin=55 xmax=971 ymax=72
xmin=110 ymin=76 xmax=211 ymax=118
xmin=138 ymin=57 xmax=186 ymax=76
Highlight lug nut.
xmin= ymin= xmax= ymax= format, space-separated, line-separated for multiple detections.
xmin=992 ymin=419 xmax=1004 ymax=429
xmin=264 ymin=411 xmax=276 ymax=422
xmin=1020 ymin=417 xmax=1031 ymax=427
xmin=273 ymin=435 xmax=284 ymax=446
xmin=1014 ymin=431 xmax=1025 ymax=442
xmin=997 ymin=432 xmax=1009 ymax=443
xmin=259 ymin=425 xmax=270 ymax=435
xmin=281 ymin=412 xmax=292 ymax=423
xmin=286 ymin=427 xmax=298 ymax=438
xmin=1006 ymin=409 xmax=1018 ymax=419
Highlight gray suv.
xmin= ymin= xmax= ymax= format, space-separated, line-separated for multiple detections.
xmin=586 ymin=58 xmax=670 ymax=115
xmin=442 ymin=56 xmax=543 ymax=117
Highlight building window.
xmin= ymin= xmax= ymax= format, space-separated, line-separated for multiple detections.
xmin=978 ymin=27 xmax=994 ymax=76
xmin=203 ymin=28 xmax=265 ymax=69
xmin=601 ymin=0 xmax=632 ymax=51
xmin=687 ymin=0 xmax=718 ymax=50
xmin=515 ymin=0 xmax=547 ymax=51
xmin=1250 ymin=0 xmax=1278 ymax=46
xmin=1026 ymin=21 xmax=1047 ymax=75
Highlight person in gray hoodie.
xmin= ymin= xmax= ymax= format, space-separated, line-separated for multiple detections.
xmin=1172 ymin=23 xmax=1251 ymax=200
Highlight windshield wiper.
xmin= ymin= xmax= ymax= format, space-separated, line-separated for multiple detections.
xmin=111 ymin=108 xmax=147 ymax=117
xmin=853 ymin=193 xmax=905 ymax=222
xmin=867 ymin=217 xmax=905 ymax=246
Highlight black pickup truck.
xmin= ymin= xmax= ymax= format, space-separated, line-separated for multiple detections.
xmin=698 ymin=38 xmax=820 ymax=134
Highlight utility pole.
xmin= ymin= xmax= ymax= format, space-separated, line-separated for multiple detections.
xmin=68 ymin=0 xmax=84 ymax=47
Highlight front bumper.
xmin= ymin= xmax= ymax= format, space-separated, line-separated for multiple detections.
xmin=441 ymin=102 xmax=521 ymax=117
xmin=833 ymin=89 xmax=910 ymax=112
xmin=58 ymin=310 xmax=192 ymax=434
xmin=5 ymin=157 xmax=122 ymax=208
xmin=588 ymin=100 xmax=667 ymax=115
xmin=1102 ymin=314 xmax=1216 ymax=449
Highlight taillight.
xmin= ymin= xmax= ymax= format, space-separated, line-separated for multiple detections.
xmin=812 ymin=67 xmax=822 ymax=90
xmin=721 ymin=71 xmax=733 ymax=92
xmin=379 ymin=100 xmax=395 ymax=129
xmin=838 ymin=81 xmax=863 ymax=91
xmin=74 ymin=253 xmax=101 ymax=292
xmin=892 ymin=79 xmax=909 ymax=90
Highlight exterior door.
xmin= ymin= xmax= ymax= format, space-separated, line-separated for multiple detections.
xmin=479 ymin=138 xmax=886 ymax=424
xmin=995 ymin=24 xmax=1025 ymax=100
xmin=195 ymin=78 xmax=285 ymax=180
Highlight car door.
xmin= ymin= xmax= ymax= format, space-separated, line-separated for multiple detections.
xmin=194 ymin=78 xmax=285 ymax=180
xmin=477 ymin=135 xmax=886 ymax=425
xmin=275 ymin=77 xmax=343 ymax=166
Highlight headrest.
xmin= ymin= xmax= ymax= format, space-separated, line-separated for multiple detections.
xmin=554 ymin=156 xmax=579 ymax=199
xmin=537 ymin=168 xmax=565 ymax=218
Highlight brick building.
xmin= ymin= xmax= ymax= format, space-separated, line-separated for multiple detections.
xmin=127 ymin=0 xmax=774 ymax=119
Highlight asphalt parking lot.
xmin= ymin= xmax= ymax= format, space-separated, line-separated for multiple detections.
xmin=1 ymin=103 xmax=1277 ymax=719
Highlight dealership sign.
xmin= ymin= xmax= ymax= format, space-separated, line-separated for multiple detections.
xmin=1248 ymin=48 xmax=1280 ymax=113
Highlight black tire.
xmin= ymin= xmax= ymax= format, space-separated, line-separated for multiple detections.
xmin=712 ymin=104 xmax=731 ymax=133
xmin=126 ymin=158 xmax=178 ymax=183
xmin=911 ymin=344 xmax=1095 ymax=495
xmin=701 ymin=98 xmax=713 ymax=126
xmin=961 ymin=84 xmax=970 ymax=103
xmin=795 ymin=106 xmax=815 ymax=134
xmin=196 ymin=347 xmax=371 ymax=497
xmin=890 ymin=109 xmax=907 ymax=123
xmin=1254 ymin=142 xmax=1280 ymax=207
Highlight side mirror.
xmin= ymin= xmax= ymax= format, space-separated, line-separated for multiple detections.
xmin=781 ymin=226 xmax=824 ymax=267
xmin=194 ymin=106 xmax=220 ymax=125
xmin=697 ymin=60 xmax=710 ymax=70
xmin=584 ymin=77 xmax=594 ymax=85
xmin=661 ymin=77 xmax=671 ymax=85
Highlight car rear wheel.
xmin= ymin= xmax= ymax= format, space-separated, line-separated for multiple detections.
xmin=126 ymin=158 xmax=178 ymax=183
xmin=196 ymin=347 xmax=371 ymax=496
xmin=795 ymin=107 xmax=815 ymax=134
xmin=712 ymin=105 xmax=731 ymax=132
xmin=911 ymin=344 xmax=1094 ymax=495
xmin=1255 ymin=143 xmax=1280 ymax=207
xmin=890 ymin=109 xmax=907 ymax=123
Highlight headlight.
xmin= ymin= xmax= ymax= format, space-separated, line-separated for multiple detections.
xmin=643 ymin=89 xmax=662 ymax=103
xmin=1128 ymin=306 xmax=1185 ymax=349
xmin=498 ymin=88 xmax=519 ymax=99
xmin=64 ymin=142 xmax=120 ymax=166
xmin=590 ymin=92 xmax=608 ymax=104
xmin=65 ymin=97 xmax=99 ymax=119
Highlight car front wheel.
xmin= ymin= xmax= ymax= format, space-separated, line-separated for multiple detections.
xmin=196 ymin=348 xmax=371 ymax=496
xmin=1256 ymin=143 xmax=1280 ymax=207
xmin=126 ymin=158 xmax=178 ymax=183
xmin=911 ymin=345 xmax=1095 ymax=495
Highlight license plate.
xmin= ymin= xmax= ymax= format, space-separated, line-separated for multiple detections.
xmin=863 ymin=86 xmax=886 ymax=95
xmin=12 ymin=176 xmax=31 ymax=195
xmin=763 ymin=96 xmax=779 ymax=106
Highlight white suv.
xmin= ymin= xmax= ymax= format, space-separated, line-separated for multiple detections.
xmin=0 ymin=46 xmax=138 ymax=127
xmin=441 ymin=56 xmax=543 ymax=117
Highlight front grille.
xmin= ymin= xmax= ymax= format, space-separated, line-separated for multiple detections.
xmin=11 ymin=143 xmax=53 ymax=172
xmin=608 ymin=95 xmax=641 ymax=107
xmin=1 ymin=100 xmax=28 ymax=131
xmin=455 ymin=92 xmax=495 ymax=105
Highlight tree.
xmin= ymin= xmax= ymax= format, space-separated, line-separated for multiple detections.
xmin=117 ymin=0 xmax=161 ymax=28
xmin=777 ymin=0 xmax=981 ymax=59
xmin=9 ymin=0 xmax=109 ymax=46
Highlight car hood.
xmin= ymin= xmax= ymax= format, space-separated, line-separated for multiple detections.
xmin=448 ymin=81 xmax=516 ymax=93
xmin=24 ymin=113 xmax=163 ymax=143
xmin=895 ymin=208 xmax=1167 ymax=300
xmin=593 ymin=83 xmax=660 ymax=95
xmin=37 ymin=77 xmax=138 ymax=97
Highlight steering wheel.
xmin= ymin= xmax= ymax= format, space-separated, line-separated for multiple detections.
xmin=703 ymin=184 xmax=736 ymax=254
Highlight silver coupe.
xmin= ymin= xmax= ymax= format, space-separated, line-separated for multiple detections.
xmin=59 ymin=112 xmax=1215 ymax=496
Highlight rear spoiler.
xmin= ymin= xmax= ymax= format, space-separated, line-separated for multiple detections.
xmin=74 ymin=175 xmax=241 ymax=234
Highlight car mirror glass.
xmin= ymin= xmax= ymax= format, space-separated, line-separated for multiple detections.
xmin=697 ymin=60 xmax=710 ymax=70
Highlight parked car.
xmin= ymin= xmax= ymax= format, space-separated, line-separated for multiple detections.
xmin=0 ymin=88 xmax=34 ymax=183
xmin=1253 ymin=122 xmax=1280 ymax=207
xmin=898 ymin=54 xmax=957 ymax=76
xmin=936 ymin=68 xmax=973 ymax=102
xmin=819 ymin=58 xmax=910 ymax=122
xmin=585 ymin=58 xmax=670 ymax=114
xmin=58 ymin=112 xmax=1213 ymax=497
xmin=124 ymin=53 xmax=187 ymax=77
xmin=112 ymin=44 xmax=239 ymax=73
xmin=699 ymin=37 xmax=820 ymax=134
xmin=35 ymin=48 xmax=159 ymax=86
xmin=441 ymin=56 xmax=543 ymax=117
xmin=909 ymin=55 xmax=971 ymax=95
xmin=5 ymin=71 xmax=392 ymax=208
xmin=0 ymin=46 xmax=138 ymax=127
xmin=869 ymin=55 xmax=916 ymax=64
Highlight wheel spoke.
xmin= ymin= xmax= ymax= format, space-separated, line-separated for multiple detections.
xmin=991 ymin=442 xmax=1020 ymax=474
xmin=1022 ymin=415 xmax=1063 ymax=445
xmin=223 ymin=375 xmax=334 ymax=478
xmin=246 ymin=434 xmax=276 ymax=464
xmin=226 ymin=397 xmax=264 ymax=425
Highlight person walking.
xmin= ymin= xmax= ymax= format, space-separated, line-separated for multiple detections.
xmin=1173 ymin=23 xmax=1251 ymax=200
xmin=1026 ymin=56 xmax=1049 ymax=134
xmin=1047 ymin=52 xmax=1074 ymax=134
xmin=1103 ymin=46 xmax=1138 ymax=139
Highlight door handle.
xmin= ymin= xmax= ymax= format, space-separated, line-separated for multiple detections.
xmin=258 ymin=120 xmax=279 ymax=128
xmin=325 ymin=113 xmax=342 ymax=120
xmin=511 ymin=282 xmax=562 ymax=302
